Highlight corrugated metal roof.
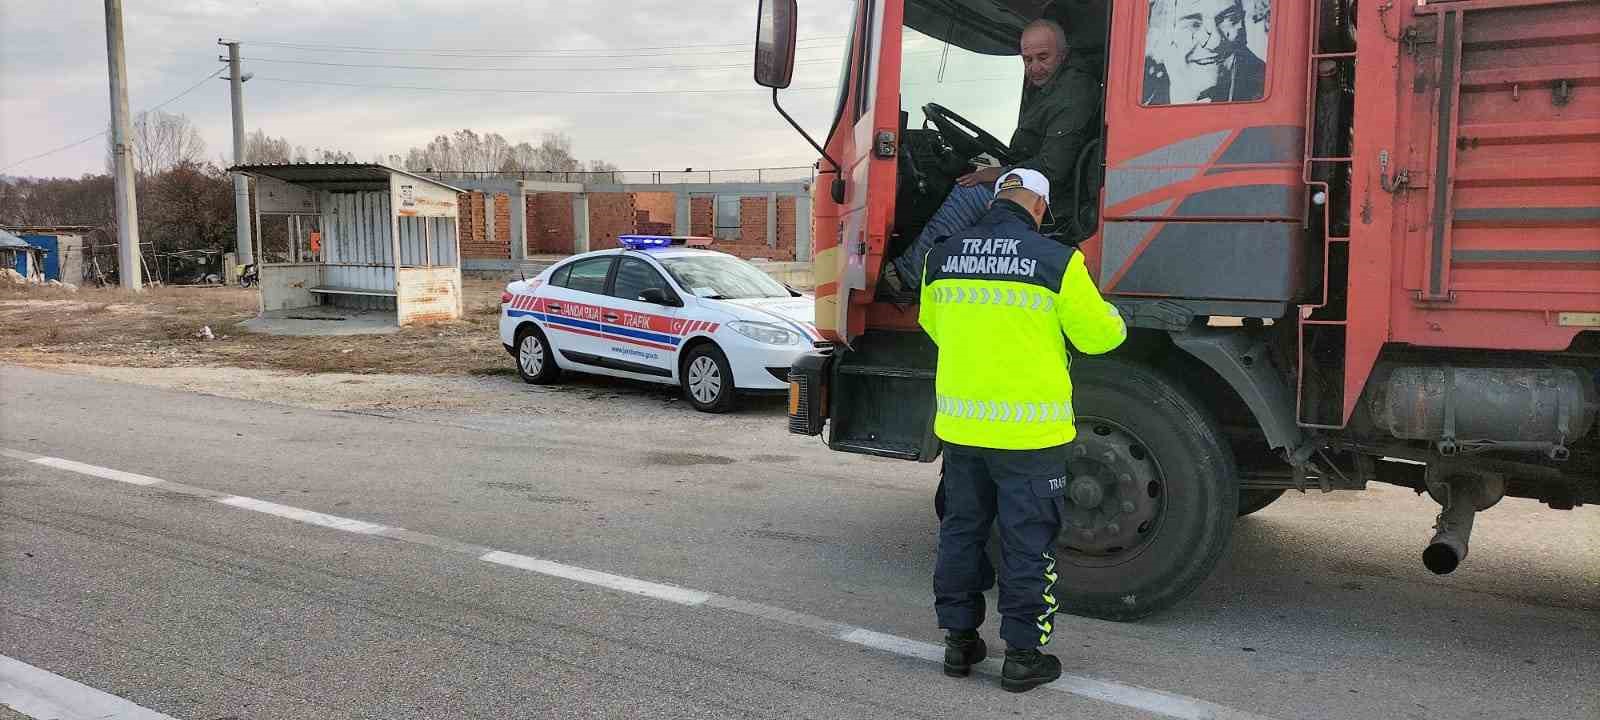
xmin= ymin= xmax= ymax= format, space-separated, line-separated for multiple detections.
xmin=228 ymin=162 xmax=466 ymax=193
xmin=0 ymin=227 xmax=36 ymax=250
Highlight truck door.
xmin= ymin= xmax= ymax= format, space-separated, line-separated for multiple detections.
xmin=813 ymin=0 xmax=901 ymax=344
xmin=1095 ymin=0 xmax=1312 ymax=318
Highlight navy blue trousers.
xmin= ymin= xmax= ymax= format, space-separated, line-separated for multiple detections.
xmin=934 ymin=443 xmax=1069 ymax=649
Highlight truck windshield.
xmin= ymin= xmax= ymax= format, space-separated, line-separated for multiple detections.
xmin=658 ymin=255 xmax=792 ymax=300
xmin=900 ymin=24 xmax=1024 ymax=153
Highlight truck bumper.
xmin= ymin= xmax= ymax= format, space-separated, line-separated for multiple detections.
xmin=787 ymin=351 xmax=832 ymax=436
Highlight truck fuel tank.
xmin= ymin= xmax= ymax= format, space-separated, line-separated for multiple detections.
xmin=1368 ymin=366 xmax=1596 ymax=459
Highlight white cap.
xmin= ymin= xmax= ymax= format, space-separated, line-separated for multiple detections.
xmin=993 ymin=168 xmax=1050 ymax=205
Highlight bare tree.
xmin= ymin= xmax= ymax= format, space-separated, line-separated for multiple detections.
xmin=532 ymin=132 xmax=581 ymax=173
xmin=397 ymin=129 xmax=611 ymax=177
xmin=243 ymin=130 xmax=292 ymax=164
xmin=125 ymin=111 xmax=206 ymax=178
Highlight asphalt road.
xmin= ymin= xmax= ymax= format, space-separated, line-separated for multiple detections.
xmin=1 ymin=364 xmax=1596 ymax=719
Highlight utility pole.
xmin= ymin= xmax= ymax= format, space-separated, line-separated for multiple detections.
xmin=220 ymin=39 xmax=253 ymax=266
xmin=104 ymin=0 xmax=141 ymax=291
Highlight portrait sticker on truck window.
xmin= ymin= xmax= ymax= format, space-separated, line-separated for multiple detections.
xmin=1142 ymin=0 xmax=1269 ymax=105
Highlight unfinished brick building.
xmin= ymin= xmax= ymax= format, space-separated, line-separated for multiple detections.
xmin=450 ymin=179 xmax=812 ymax=269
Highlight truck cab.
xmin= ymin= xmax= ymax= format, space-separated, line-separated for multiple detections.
xmin=757 ymin=0 xmax=1599 ymax=619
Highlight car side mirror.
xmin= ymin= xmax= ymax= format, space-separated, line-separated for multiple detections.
xmin=639 ymin=287 xmax=681 ymax=307
xmin=754 ymin=0 xmax=798 ymax=89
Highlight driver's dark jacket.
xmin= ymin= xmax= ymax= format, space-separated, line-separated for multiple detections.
xmin=1010 ymin=55 xmax=1100 ymax=210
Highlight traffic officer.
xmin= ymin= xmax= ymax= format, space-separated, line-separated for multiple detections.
xmin=919 ymin=168 xmax=1126 ymax=693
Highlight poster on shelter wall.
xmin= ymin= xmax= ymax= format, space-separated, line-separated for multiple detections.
xmin=391 ymin=176 xmax=458 ymax=218
xmin=1142 ymin=0 xmax=1270 ymax=105
xmin=256 ymin=176 xmax=319 ymax=214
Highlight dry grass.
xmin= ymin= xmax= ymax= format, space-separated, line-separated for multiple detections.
xmin=0 ymin=279 xmax=514 ymax=376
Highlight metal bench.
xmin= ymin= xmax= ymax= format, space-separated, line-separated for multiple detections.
xmin=308 ymin=286 xmax=397 ymax=298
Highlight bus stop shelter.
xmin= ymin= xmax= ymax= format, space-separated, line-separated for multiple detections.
xmin=232 ymin=163 xmax=465 ymax=326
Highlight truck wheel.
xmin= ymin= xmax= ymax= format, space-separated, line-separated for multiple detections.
xmin=1055 ymin=356 xmax=1238 ymax=621
xmin=1237 ymin=489 xmax=1285 ymax=517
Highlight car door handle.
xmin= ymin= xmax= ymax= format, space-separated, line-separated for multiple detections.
xmin=603 ymin=313 xmax=620 ymax=322
xmin=546 ymin=303 xmax=562 ymax=311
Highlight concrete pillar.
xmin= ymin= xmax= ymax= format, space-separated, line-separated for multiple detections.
xmin=482 ymin=192 xmax=497 ymax=256
xmin=573 ymin=192 xmax=591 ymax=254
xmin=674 ymin=192 xmax=691 ymax=236
xmin=765 ymin=192 xmax=778 ymax=249
xmin=511 ymin=186 xmax=527 ymax=262
xmin=794 ymin=193 xmax=813 ymax=262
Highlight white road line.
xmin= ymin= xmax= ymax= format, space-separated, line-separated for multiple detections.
xmin=837 ymin=628 xmax=945 ymax=662
xmin=13 ymin=448 xmax=1279 ymax=720
xmin=216 ymin=496 xmax=388 ymax=535
xmin=30 ymin=456 xmax=164 ymax=486
xmin=480 ymin=550 xmax=711 ymax=606
xmin=0 ymin=654 xmax=182 ymax=720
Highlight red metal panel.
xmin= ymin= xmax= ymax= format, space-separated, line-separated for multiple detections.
xmin=1388 ymin=0 xmax=1600 ymax=353
xmin=1339 ymin=0 xmax=1406 ymax=423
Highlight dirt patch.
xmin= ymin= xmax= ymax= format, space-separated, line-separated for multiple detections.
xmin=44 ymin=364 xmax=512 ymax=413
xmin=0 ymin=279 xmax=511 ymax=377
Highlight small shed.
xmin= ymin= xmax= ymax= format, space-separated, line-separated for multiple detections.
xmin=1 ymin=228 xmax=45 ymax=283
xmin=232 ymin=163 xmax=465 ymax=325
xmin=1 ymin=228 xmax=87 ymax=283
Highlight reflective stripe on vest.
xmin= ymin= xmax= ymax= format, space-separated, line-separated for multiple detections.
xmin=935 ymin=394 xmax=1075 ymax=423
xmin=931 ymin=286 xmax=1056 ymax=312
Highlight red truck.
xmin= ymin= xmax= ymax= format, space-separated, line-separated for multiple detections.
xmin=754 ymin=0 xmax=1599 ymax=619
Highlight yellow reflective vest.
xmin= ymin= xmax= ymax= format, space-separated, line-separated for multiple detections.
xmin=919 ymin=200 xmax=1127 ymax=450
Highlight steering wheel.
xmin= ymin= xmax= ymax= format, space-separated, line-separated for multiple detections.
xmin=923 ymin=103 xmax=1016 ymax=166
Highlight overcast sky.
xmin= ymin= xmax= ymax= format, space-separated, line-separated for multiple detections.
xmin=0 ymin=0 xmax=857 ymax=178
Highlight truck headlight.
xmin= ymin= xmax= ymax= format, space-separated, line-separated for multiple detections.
xmin=729 ymin=321 xmax=800 ymax=346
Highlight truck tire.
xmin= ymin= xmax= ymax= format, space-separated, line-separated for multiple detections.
xmin=1054 ymin=356 xmax=1238 ymax=621
xmin=1237 ymin=489 xmax=1286 ymax=517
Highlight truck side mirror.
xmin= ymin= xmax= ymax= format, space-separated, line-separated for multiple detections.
xmin=754 ymin=0 xmax=798 ymax=89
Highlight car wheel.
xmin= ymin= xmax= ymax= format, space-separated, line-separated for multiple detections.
xmin=1237 ymin=489 xmax=1286 ymax=517
xmin=681 ymin=344 xmax=737 ymax=413
xmin=514 ymin=325 xmax=561 ymax=384
xmin=1052 ymin=355 xmax=1238 ymax=621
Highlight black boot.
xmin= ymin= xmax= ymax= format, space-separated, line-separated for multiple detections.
xmin=942 ymin=630 xmax=987 ymax=678
xmin=1001 ymin=647 xmax=1061 ymax=693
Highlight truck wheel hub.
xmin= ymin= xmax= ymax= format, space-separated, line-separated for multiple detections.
xmin=1059 ymin=419 xmax=1166 ymax=562
xmin=1069 ymin=477 xmax=1104 ymax=509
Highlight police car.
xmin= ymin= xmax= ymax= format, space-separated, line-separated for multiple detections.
xmin=499 ymin=236 xmax=822 ymax=412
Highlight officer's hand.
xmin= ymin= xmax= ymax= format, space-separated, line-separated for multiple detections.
xmin=956 ymin=167 xmax=1004 ymax=187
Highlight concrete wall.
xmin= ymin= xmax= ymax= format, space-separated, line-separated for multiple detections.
xmin=259 ymin=264 xmax=320 ymax=312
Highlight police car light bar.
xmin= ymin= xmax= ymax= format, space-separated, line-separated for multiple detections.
xmin=619 ymin=235 xmax=714 ymax=250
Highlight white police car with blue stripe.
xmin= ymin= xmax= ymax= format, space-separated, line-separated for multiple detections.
xmin=500 ymin=236 xmax=822 ymax=412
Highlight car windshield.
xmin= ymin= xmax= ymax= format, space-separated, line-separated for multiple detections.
xmin=657 ymin=255 xmax=791 ymax=300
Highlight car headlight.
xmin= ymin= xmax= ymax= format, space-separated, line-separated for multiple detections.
xmin=728 ymin=321 xmax=800 ymax=346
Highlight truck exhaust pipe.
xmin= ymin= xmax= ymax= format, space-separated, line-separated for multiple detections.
xmin=1422 ymin=471 xmax=1504 ymax=575
xmin=1423 ymin=495 xmax=1475 ymax=574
